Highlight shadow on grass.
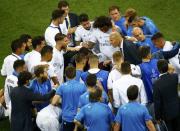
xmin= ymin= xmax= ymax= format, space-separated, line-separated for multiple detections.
xmin=0 ymin=118 xmax=10 ymax=131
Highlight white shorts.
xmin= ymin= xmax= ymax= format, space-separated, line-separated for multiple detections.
xmin=36 ymin=113 xmax=60 ymax=131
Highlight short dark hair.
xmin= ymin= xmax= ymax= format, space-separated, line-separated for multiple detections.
xmin=41 ymin=45 xmax=53 ymax=56
xmin=79 ymin=47 xmax=92 ymax=56
xmin=20 ymin=34 xmax=32 ymax=43
xmin=86 ymin=74 xmax=97 ymax=87
xmin=34 ymin=66 xmax=45 ymax=77
xmin=151 ymin=32 xmax=164 ymax=41
xmin=157 ymin=59 xmax=168 ymax=73
xmin=75 ymin=53 xmax=85 ymax=63
xmin=58 ymin=0 xmax=69 ymax=9
xmin=32 ymin=36 xmax=45 ymax=49
xmin=55 ymin=33 xmax=66 ymax=42
xmin=79 ymin=13 xmax=89 ymax=23
xmin=52 ymin=9 xmax=65 ymax=20
xmin=109 ymin=5 xmax=120 ymax=12
xmin=89 ymin=88 xmax=102 ymax=103
xmin=127 ymin=85 xmax=139 ymax=101
xmin=13 ymin=60 xmax=25 ymax=70
xmin=121 ymin=61 xmax=131 ymax=74
xmin=11 ymin=39 xmax=24 ymax=53
xmin=18 ymin=71 xmax=32 ymax=86
xmin=139 ymin=46 xmax=151 ymax=59
xmin=65 ymin=65 xmax=76 ymax=79
xmin=128 ymin=15 xmax=141 ymax=24
xmin=93 ymin=16 xmax=112 ymax=29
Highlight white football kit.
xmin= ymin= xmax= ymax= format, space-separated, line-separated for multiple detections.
xmin=50 ymin=47 xmax=64 ymax=85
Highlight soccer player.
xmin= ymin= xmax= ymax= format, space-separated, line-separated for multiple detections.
xmin=19 ymin=34 xmax=32 ymax=52
xmin=90 ymin=16 xmax=120 ymax=61
xmin=1 ymin=39 xmax=25 ymax=76
xmin=113 ymin=62 xmax=147 ymax=110
xmin=131 ymin=16 xmax=159 ymax=35
xmin=108 ymin=51 xmax=123 ymax=106
xmin=30 ymin=66 xmax=52 ymax=111
xmin=75 ymin=13 xmax=94 ymax=49
xmin=4 ymin=60 xmax=26 ymax=108
xmin=124 ymin=8 xmax=137 ymax=36
xmin=138 ymin=46 xmax=159 ymax=103
xmin=132 ymin=27 xmax=159 ymax=53
xmin=34 ymin=45 xmax=59 ymax=86
xmin=19 ymin=34 xmax=32 ymax=59
xmin=52 ymin=66 xmax=86 ymax=131
xmin=45 ymin=9 xmax=66 ymax=47
xmin=74 ymin=87 xmax=114 ymax=131
xmin=50 ymin=33 xmax=68 ymax=84
xmin=109 ymin=5 xmax=127 ymax=36
xmin=81 ymin=54 xmax=109 ymax=93
xmin=24 ymin=36 xmax=45 ymax=72
xmin=152 ymin=32 xmax=180 ymax=82
xmin=79 ymin=74 xmax=108 ymax=108
xmin=114 ymin=85 xmax=156 ymax=131
xmin=74 ymin=53 xmax=86 ymax=82
xmin=108 ymin=51 xmax=141 ymax=107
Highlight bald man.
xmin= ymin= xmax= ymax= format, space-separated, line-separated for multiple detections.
xmin=132 ymin=27 xmax=159 ymax=53
xmin=109 ymin=32 xmax=141 ymax=65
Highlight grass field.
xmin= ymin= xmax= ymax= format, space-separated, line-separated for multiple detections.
xmin=0 ymin=0 xmax=180 ymax=130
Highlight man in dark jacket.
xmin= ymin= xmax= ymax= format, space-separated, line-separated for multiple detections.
xmin=10 ymin=71 xmax=56 ymax=131
xmin=153 ymin=59 xmax=180 ymax=131
xmin=110 ymin=32 xmax=141 ymax=65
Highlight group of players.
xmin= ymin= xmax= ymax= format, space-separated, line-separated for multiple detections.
xmin=0 ymin=0 xmax=180 ymax=131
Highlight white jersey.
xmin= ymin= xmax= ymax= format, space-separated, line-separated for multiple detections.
xmin=36 ymin=104 xmax=61 ymax=131
xmin=90 ymin=28 xmax=120 ymax=60
xmin=108 ymin=68 xmax=122 ymax=90
xmin=24 ymin=50 xmax=41 ymax=73
xmin=4 ymin=74 xmax=18 ymax=108
xmin=1 ymin=53 xmax=21 ymax=76
xmin=112 ymin=74 xmax=147 ymax=108
xmin=108 ymin=64 xmax=141 ymax=90
xmin=163 ymin=41 xmax=180 ymax=81
xmin=75 ymin=22 xmax=94 ymax=42
xmin=50 ymin=47 xmax=64 ymax=84
xmin=45 ymin=23 xmax=61 ymax=47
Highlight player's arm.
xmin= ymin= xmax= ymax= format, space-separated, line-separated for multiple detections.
xmin=51 ymin=77 xmax=60 ymax=86
xmin=68 ymin=27 xmax=77 ymax=35
xmin=51 ymin=95 xmax=61 ymax=106
xmin=73 ymin=120 xmax=82 ymax=131
xmin=108 ymin=89 xmax=113 ymax=104
xmin=145 ymin=120 xmax=156 ymax=131
xmin=113 ymin=122 xmax=120 ymax=131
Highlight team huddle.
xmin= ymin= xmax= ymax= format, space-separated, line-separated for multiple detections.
xmin=0 ymin=0 xmax=180 ymax=131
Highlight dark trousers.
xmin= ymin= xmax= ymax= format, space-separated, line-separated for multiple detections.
xmin=62 ymin=120 xmax=75 ymax=131
xmin=165 ymin=117 xmax=180 ymax=131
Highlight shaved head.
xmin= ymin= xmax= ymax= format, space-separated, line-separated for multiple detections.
xmin=132 ymin=27 xmax=142 ymax=34
xmin=132 ymin=27 xmax=145 ymax=41
xmin=109 ymin=32 xmax=122 ymax=47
